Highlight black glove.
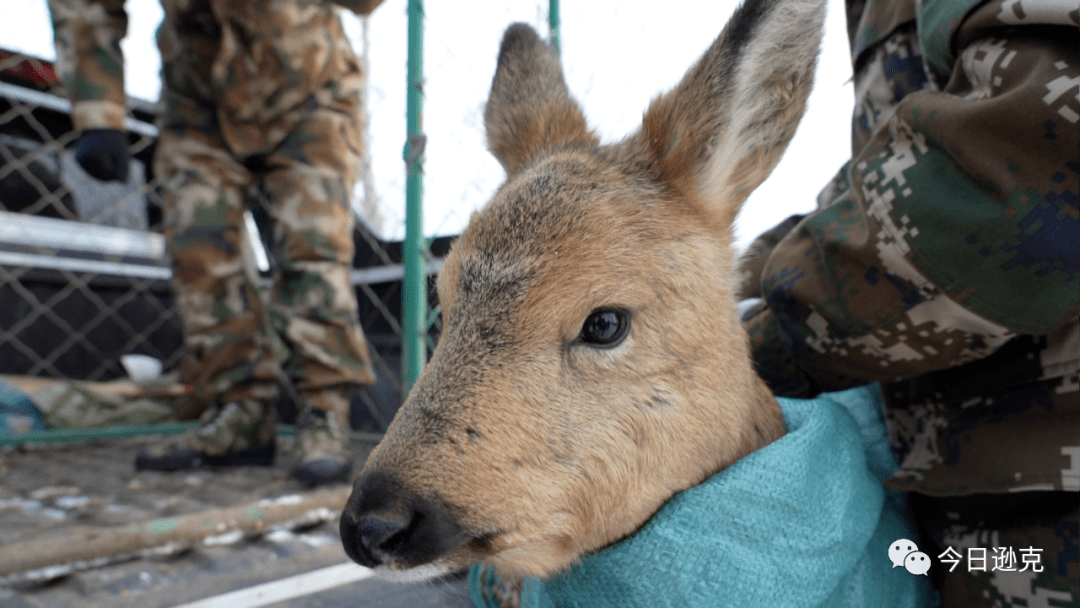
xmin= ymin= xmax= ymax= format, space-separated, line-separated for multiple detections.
xmin=73 ymin=129 xmax=131 ymax=182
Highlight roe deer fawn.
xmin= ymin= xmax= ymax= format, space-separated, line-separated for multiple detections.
xmin=341 ymin=0 xmax=826 ymax=582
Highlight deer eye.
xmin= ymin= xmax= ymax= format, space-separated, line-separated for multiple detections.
xmin=579 ymin=309 xmax=630 ymax=347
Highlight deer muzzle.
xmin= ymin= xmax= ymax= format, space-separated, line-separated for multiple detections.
xmin=339 ymin=471 xmax=467 ymax=572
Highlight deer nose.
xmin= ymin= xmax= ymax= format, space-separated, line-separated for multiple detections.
xmin=340 ymin=472 xmax=464 ymax=569
xmin=340 ymin=508 xmax=412 ymax=568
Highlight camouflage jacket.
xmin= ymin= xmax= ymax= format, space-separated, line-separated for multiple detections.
xmin=48 ymin=0 xmax=382 ymax=150
xmin=739 ymin=0 xmax=1079 ymax=497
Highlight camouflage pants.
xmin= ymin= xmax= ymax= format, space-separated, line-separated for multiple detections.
xmin=911 ymin=492 xmax=1079 ymax=608
xmin=155 ymin=95 xmax=376 ymax=411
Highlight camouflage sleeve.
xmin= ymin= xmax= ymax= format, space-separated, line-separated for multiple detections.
xmin=328 ymin=0 xmax=384 ymax=17
xmin=736 ymin=214 xmax=805 ymax=300
xmin=744 ymin=0 xmax=1080 ymax=397
xmin=46 ymin=0 xmax=128 ymax=132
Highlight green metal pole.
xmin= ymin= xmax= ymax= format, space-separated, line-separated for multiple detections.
xmin=402 ymin=0 xmax=427 ymax=396
xmin=549 ymin=0 xmax=561 ymax=58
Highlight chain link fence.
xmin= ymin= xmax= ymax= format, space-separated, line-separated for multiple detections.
xmin=0 ymin=51 xmax=178 ymax=382
xmin=0 ymin=0 xmax=660 ymax=435
xmin=0 ymin=2 xmax=557 ymax=435
xmin=0 ymin=43 xmax=448 ymax=433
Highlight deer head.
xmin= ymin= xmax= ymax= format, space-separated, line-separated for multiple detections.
xmin=342 ymin=0 xmax=825 ymax=581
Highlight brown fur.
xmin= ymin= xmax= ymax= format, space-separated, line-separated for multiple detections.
xmin=343 ymin=0 xmax=826 ymax=581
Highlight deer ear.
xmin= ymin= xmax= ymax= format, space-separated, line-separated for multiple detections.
xmin=640 ymin=0 xmax=825 ymax=227
xmin=484 ymin=24 xmax=598 ymax=176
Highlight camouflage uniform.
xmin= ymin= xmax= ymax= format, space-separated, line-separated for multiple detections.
xmin=739 ymin=0 xmax=1079 ymax=605
xmin=48 ymin=0 xmax=383 ymax=478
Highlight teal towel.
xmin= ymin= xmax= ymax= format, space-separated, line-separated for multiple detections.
xmin=0 ymin=380 xmax=47 ymax=436
xmin=470 ymin=384 xmax=936 ymax=608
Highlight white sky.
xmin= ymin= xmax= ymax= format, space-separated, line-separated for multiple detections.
xmin=4 ymin=0 xmax=853 ymax=251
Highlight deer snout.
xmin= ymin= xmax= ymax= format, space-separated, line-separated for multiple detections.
xmin=340 ymin=472 xmax=466 ymax=571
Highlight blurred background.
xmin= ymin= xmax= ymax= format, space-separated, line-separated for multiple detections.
xmin=0 ymin=0 xmax=853 ymax=423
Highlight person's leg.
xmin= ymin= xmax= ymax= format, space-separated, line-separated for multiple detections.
xmin=135 ymin=118 xmax=280 ymax=470
xmin=911 ymin=492 xmax=1079 ymax=607
xmin=259 ymin=101 xmax=376 ymax=484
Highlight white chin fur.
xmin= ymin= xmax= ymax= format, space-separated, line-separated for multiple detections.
xmin=373 ymin=563 xmax=453 ymax=583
